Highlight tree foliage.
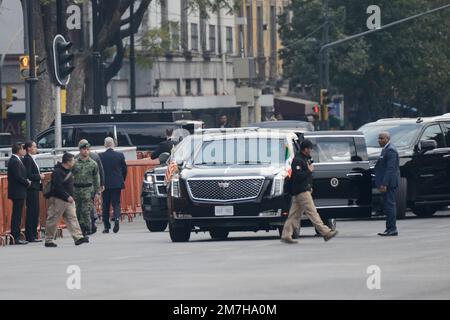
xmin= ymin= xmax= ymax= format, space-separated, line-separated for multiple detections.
xmin=280 ymin=0 xmax=450 ymax=128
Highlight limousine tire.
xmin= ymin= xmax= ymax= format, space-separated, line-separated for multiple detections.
xmin=209 ymin=229 xmax=229 ymax=240
xmin=412 ymin=205 xmax=437 ymax=218
xmin=395 ymin=178 xmax=408 ymax=220
xmin=169 ymin=221 xmax=191 ymax=242
xmin=146 ymin=220 xmax=168 ymax=232
xmin=326 ymin=219 xmax=337 ymax=231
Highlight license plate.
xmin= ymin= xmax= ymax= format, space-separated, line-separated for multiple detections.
xmin=259 ymin=211 xmax=281 ymax=217
xmin=215 ymin=206 xmax=234 ymax=216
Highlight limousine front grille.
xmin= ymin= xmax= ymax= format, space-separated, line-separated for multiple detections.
xmin=186 ymin=177 xmax=265 ymax=202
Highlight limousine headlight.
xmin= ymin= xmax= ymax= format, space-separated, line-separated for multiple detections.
xmin=171 ymin=174 xmax=181 ymax=198
xmin=271 ymin=173 xmax=285 ymax=196
xmin=145 ymin=174 xmax=154 ymax=184
xmin=369 ymin=159 xmax=378 ymax=169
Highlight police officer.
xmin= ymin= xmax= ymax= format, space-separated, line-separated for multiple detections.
xmin=281 ymin=139 xmax=339 ymax=244
xmin=73 ymin=140 xmax=100 ymax=236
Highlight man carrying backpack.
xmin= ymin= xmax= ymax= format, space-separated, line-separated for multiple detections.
xmin=44 ymin=153 xmax=89 ymax=247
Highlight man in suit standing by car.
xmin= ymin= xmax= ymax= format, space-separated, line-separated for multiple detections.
xmin=151 ymin=128 xmax=175 ymax=160
xmin=7 ymin=143 xmax=31 ymax=245
xmin=375 ymin=131 xmax=401 ymax=236
xmin=22 ymin=141 xmax=45 ymax=243
xmin=99 ymin=137 xmax=127 ymax=233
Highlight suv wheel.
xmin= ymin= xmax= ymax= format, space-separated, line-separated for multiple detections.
xmin=395 ymin=178 xmax=408 ymax=219
xmin=209 ymin=229 xmax=229 ymax=240
xmin=169 ymin=220 xmax=191 ymax=242
xmin=145 ymin=220 xmax=168 ymax=232
xmin=412 ymin=205 xmax=438 ymax=217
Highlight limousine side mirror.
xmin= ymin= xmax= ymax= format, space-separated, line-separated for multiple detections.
xmin=418 ymin=140 xmax=437 ymax=153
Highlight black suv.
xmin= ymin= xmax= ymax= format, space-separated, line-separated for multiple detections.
xmin=165 ymin=129 xmax=372 ymax=242
xmin=359 ymin=115 xmax=450 ymax=218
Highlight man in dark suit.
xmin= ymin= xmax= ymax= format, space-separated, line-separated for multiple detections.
xmin=374 ymin=131 xmax=401 ymax=236
xmin=150 ymin=128 xmax=175 ymax=160
xmin=99 ymin=137 xmax=128 ymax=233
xmin=22 ymin=141 xmax=45 ymax=242
xmin=7 ymin=143 xmax=31 ymax=245
xmin=218 ymin=114 xmax=231 ymax=128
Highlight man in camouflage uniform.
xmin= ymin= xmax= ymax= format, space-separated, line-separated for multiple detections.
xmin=73 ymin=140 xmax=100 ymax=236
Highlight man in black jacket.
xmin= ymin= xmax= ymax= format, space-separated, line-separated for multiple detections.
xmin=22 ymin=141 xmax=45 ymax=242
xmin=7 ymin=143 xmax=31 ymax=245
xmin=99 ymin=137 xmax=128 ymax=233
xmin=150 ymin=128 xmax=175 ymax=160
xmin=280 ymin=139 xmax=339 ymax=244
xmin=44 ymin=153 xmax=89 ymax=247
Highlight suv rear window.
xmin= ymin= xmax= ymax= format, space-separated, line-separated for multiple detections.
xmin=359 ymin=123 xmax=421 ymax=148
xmin=309 ymin=137 xmax=357 ymax=163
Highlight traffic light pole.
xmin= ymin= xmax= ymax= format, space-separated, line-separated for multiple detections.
xmin=26 ymin=0 xmax=37 ymax=140
xmin=55 ymin=85 xmax=62 ymax=150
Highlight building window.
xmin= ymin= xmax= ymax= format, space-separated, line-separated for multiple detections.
xmin=226 ymin=26 xmax=233 ymax=53
xmin=191 ymin=23 xmax=199 ymax=51
xmin=197 ymin=79 xmax=202 ymax=95
xmin=170 ymin=21 xmax=180 ymax=51
xmin=186 ymin=79 xmax=192 ymax=96
xmin=209 ymin=25 xmax=216 ymax=53
xmin=213 ymin=79 xmax=218 ymax=95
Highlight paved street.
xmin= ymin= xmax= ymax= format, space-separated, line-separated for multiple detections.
xmin=1 ymin=209 xmax=450 ymax=300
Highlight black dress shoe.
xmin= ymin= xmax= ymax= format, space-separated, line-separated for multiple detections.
xmin=102 ymin=229 xmax=109 ymax=234
xmin=75 ymin=237 xmax=89 ymax=246
xmin=45 ymin=242 xmax=58 ymax=248
xmin=113 ymin=221 xmax=120 ymax=233
xmin=378 ymin=231 xmax=398 ymax=236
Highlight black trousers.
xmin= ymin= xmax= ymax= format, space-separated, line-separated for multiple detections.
xmin=11 ymin=199 xmax=25 ymax=241
xmin=25 ymin=189 xmax=40 ymax=241
xmin=102 ymin=188 xmax=122 ymax=229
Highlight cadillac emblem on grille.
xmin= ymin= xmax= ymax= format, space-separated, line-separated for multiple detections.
xmin=218 ymin=182 xmax=230 ymax=189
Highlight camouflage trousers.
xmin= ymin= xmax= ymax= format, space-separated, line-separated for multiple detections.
xmin=74 ymin=187 xmax=95 ymax=234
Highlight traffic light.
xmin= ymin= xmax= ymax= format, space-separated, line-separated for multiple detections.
xmin=6 ymin=85 xmax=18 ymax=103
xmin=313 ymin=105 xmax=320 ymax=114
xmin=320 ymin=89 xmax=330 ymax=105
xmin=53 ymin=35 xmax=74 ymax=86
xmin=19 ymin=55 xmax=30 ymax=79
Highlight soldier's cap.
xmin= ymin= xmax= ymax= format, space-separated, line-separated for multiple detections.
xmin=78 ymin=139 xmax=91 ymax=149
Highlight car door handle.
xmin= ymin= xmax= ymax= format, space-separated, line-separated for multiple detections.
xmin=346 ymin=173 xmax=363 ymax=177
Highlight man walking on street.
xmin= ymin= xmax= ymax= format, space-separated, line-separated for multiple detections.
xmin=281 ymin=139 xmax=338 ymax=244
xmin=44 ymin=153 xmax=89 ymax=247
xmin=87 ymin=150 xmax=105 ymax=234
xmin=22 ymin=141 xmax=45 ymax=243
xmin=375 ymin=131 xmax=401 ymax=236
xmin=7 ymin=143 xmax=31 ymax=245
xmin=73 ymin=140 xmax=100 ymax=236
xmin=99 ymin=137 xmax=127 ymax=233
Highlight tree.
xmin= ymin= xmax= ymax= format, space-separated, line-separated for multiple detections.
xmin=23 ymin=0 xmax=239 ymax=137
xmin=280 ymin=0 xmax=450 ymax=128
